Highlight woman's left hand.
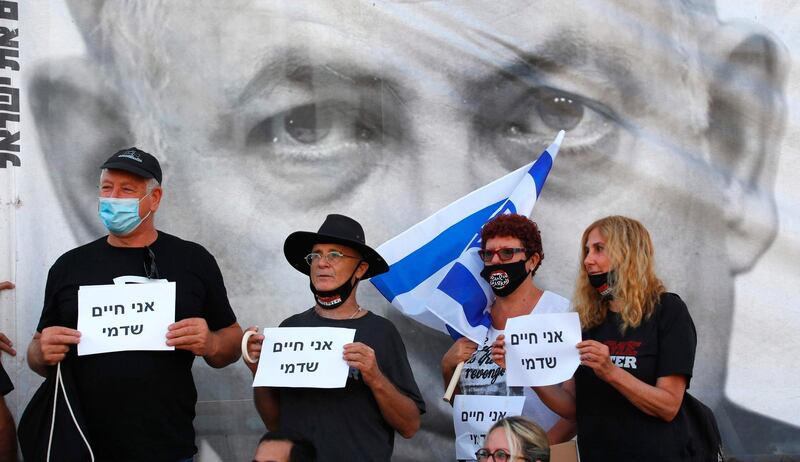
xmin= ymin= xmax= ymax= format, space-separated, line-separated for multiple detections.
xmin=577 ymin=340 xmax=617 ymax=382
xmin=490 ymin=334 xmax=507 ymax=369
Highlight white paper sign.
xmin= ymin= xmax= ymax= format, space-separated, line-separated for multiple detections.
xmin=453 ymin=395 xmax=526 ymax=460
xmin=77 ymin=281 xmax=176 ymax=356
xmin=253 ymin=327 xmax=356 ymax=388
xmin=505 ymin=312 xmax=581 ymax=386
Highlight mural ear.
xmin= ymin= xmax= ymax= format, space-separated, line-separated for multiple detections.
xmin=65 ymin=1 xmax=108 ymax=58
xmin=704 ymin=22 xmax=788 ymax=274
xmin=30 ymin=58 xmax=133 ymax=243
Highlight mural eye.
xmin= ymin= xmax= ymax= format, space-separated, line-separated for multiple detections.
xmin=472 ymin=83 xmax=619 ymax=170
xmin=498 ymin=87 xmax=595 ymax=138
xmin=246 ymin=103 xmax=335 ymax=146
xmin=237 ymin=92 xmax=406 ymax=205
xmin=283 ymin=103 xmax=334 ymax=144
xmin=535 ymin=89 xmax=584 ymax=131
xmin=245 ymin=100 xmax=391 ymax=153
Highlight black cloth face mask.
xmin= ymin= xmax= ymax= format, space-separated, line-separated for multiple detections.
xmin=588 ymin=271 xmax=615 ymax=300
xmin=309 ymin=263 xmax=362 ymax=309
xmin=480 ymin=260 xmax=531 ymax=297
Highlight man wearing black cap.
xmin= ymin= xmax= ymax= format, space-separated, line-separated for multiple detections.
xmin=244 ymin=214 xmax=425 ymax=462
xmin=25 ymin=147 xmax=243 ymax=461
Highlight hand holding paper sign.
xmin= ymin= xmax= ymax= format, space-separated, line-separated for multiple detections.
xmin=577 ymin=340 xmax=615 ymax=381
xmin=242 ymin=326 xmax=264 ymax=375
xmin=490 ymin=334 xmax=507 ymax=369
xmin=166 ymin=317 xmax=214 ymax=355
xmin=344 ymin=341 xmax=422 ymax=439
xmin=167 ymin=318 xmax=243 ymax=367
xmin=343 ymin=342 xmax=381 ymax=384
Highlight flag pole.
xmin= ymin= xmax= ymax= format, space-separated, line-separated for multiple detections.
xmin=442 ymin=361 xmax=465 ymax=402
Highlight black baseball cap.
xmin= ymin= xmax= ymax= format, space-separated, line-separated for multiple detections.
xmin=100 ymin=147 xmax=162 ymax=184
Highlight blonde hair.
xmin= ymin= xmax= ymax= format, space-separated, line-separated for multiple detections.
xmin=574 ymin=216 xmax=665 ymax=332
xmin=489 ymin=416 xmax=549 ymax=461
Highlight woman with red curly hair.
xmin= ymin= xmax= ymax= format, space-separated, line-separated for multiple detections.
xmin=441 ymin=213 xmax=575 ymax=444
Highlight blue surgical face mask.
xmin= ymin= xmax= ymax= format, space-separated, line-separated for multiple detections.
xmin=98 ymin=192 xmax=152 ymax=236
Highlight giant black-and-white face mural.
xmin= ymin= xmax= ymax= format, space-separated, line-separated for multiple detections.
xmin=4 ymin=0 xmax=799 ymax=459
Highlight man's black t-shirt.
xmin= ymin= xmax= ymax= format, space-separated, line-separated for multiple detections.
xmin=277 ymin=308 xmax=426 ymax=462
xmin=37 ymin=232 xmax=236 ymax=461
xmin=575 ymin=292 xmax=697 ymax=461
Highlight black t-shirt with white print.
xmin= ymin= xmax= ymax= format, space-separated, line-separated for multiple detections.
xmin=575 ymin=292 xmax=696 ymax=461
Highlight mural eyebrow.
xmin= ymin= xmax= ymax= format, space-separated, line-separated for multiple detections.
xmin=464 ymin=32 xmax=641 ymax=107
xmin=233 ymin=51 xmax=407 ymax=108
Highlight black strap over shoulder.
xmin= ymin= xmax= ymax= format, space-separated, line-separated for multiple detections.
xmin=18 ymin=361 xmax=94 ymax=462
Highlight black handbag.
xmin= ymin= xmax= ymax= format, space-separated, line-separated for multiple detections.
xmin=683 ymin=392 xmax=725 ymax=462
xmin=18 ymin=361 xmax=95 ymax=462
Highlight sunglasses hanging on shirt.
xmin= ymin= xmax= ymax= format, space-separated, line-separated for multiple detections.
xmin=143 ymin=246 xmax=160 ymax=279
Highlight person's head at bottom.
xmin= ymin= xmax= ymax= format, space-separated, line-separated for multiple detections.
xmin=476 ymin=416 xmax=549 ymax=462
xmin=253 ymin=431 xmax=317 ymax=462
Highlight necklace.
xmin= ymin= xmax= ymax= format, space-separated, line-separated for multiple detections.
xmin=316 ymin=305 xmax=362 ymax=320
xmin=348 ymin=306 xmax=362 ymax=319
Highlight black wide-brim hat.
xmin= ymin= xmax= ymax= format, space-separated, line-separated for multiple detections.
xmin=284 ymin=214 xmax=389 ymax=280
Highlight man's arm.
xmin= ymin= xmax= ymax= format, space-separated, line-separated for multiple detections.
xmin=166 ymin=319 xmax=243 ymax=368
xmin=244 ymin=329 xmax=281 ymax=430
xmin=253 ymin=387 xmax=281 ymax=431
xmin=343 ymin=342 xmax=421 ymax=439
xmin=205 ymin=322 xmax=244 ymax=367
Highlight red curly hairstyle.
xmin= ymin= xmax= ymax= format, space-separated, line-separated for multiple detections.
xmin=480 ymin=214 xmax=544 ymax=275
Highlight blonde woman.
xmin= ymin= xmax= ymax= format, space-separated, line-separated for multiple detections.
xmin=476 ymin=416 xmax=549 ymax=462
xmin=494 ymin=216 xmax=697 ymax=461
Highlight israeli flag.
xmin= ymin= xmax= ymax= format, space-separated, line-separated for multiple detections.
xmin=371 ymin=131 xmax=565 ymax=342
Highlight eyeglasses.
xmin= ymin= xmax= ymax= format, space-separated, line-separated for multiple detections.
xmin=475 ymin=448 xmax=526 ymax=462
xmin=475 ymin=448 xmax=548 ymax=462
xmin=477 ymin=247 xmax=527 ymax=263
xmin=143 ymin=246 xmax=159 ymax=279
xmin=304 ymin=251 xmax=360 ymax=266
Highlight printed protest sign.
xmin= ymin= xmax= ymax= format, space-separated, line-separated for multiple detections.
xmin=453 ymin=395 xmax=526 ymax=460
xmin=505 ymin=312 xmax=581 ymax=386
xmin=253 ymin=327 xmax=356 ymax=388
xmin=77 ymin=281 xmax=176 ymax=356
